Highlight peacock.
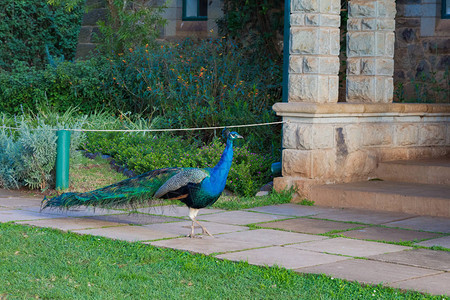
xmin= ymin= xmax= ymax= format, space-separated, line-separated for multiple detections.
xmin=41 ymin=129 xmax=243 ymax=238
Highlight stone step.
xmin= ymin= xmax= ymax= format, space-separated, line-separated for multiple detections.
xmin=375 ymin=158 xmax=450 ymax=185
xmin=310 ymin=181 xmax=450 ymax=217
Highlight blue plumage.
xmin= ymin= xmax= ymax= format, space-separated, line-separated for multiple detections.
xmin=42 ymin=129 xmax=243 ymax=237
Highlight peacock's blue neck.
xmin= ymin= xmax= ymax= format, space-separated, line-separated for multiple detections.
xmin=202 ymin=138 xmax=234 ymax=196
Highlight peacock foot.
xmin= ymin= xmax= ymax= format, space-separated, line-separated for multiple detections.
xmin=202 ymin=229 xmax=214 ymax=238
xmin=187 ymin=233 xmax=202 ymax=239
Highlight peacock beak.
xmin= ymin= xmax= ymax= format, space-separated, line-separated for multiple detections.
xmin=236 ymin=134 xmax=244 ymax=139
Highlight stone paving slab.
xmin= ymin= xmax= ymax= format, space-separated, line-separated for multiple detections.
xmin=389 ymin=272 xmax=450 ymax=296
xmin=0 ymin=198 xmax=42 ymax=208
xmin=384 ymin=216 xmax=450 ymax=233
xmin=85 ymin=213 xmax=182 ymax=225
xmin=342 ymin=226 xmax=443 ymax=242
xmin=259 ymin=218 xmax=362 ymax=234
xmin=0 ymin=210 xmax=63 ymax=222
xmin=245 ymin=204 xmax=335 ymax=217
xmin=144 ymin=221 xmax=247 ymax=236
xmin=416 ymin=236 xmax=450 ymax=248
xmin=28 ymin=206 xmax=127 ymax=217
xmin=296 ymin=259 xmax=442 ymax=285
xmin=198 ymin=210 xmax=291 ymax=225
xmin=150 ymin=236 xmax=266 ymax=255
xmin=136 ymin=205 xmax=223 ymax=218
xmin=16 ymin=217 xmax=127 ymax=231
xmin=368 ymin=249 xmax=450 ymax=271
xmin=219 ymin=229 xmax=328 ymax=246
xmin=216 ymin=246 xmax=350 ymax=269
xmin=287 ymin=237 xmax=411 ymax=257
xmin=73 ymin=226 xmax=178 ymax=242
xmin=310 ymin=208 xmax=415 ymax=225
xmin=0 ymin=189 xmax=33 ymax=198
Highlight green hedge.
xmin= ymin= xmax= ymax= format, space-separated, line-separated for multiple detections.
xmin=0 ymin=60 xmax=107 ymax=115
xmin=83 ymin=132 xmax=275 ymax=197
xmin=0 ymin=0 xmax=84 ymax=70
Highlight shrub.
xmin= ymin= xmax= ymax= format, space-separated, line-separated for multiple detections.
xmin=0 ymin=59 xmax=108 ymax=114
xmin=103 ymin=38 xmax=282 ymax=152
xmin=0 ymin=0 xmax=84 ymax=70
xmin=0 ymin=117 xmax=85 ymax=190
xmin=0 ymin=130 xmax=24 ymax=189
xmin=96 ymin=0 xmax=167 ymax=54
xmin=83 ymin=132 xmax=274 ymax=196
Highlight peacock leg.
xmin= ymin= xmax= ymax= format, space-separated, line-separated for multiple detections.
xmin=187 ymin=207 xmax=214 ymax=238
xmin=189 ymin=220 xmax=196 ymax=238
xmin=187 ymin=208 xmax=200 ymax=238
xmin=193 ymin=219 xmax=213 ymax=237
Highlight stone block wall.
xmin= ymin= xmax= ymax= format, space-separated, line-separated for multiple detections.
xmin=394 ymin=0 xmax=450 ymax=102
xmin=273 ymin=102 xmax=450 ymax=199
xmin=288 ymin=0 xmax=341 ymax=103
xmin=346 ymin=0 xmax=396 ymax=103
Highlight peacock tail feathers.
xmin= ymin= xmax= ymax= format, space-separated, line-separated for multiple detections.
xmin=41 ymin=167 xmax=186 ymax=210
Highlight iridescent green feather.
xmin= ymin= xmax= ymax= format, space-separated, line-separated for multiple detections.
xmin=42 ymin=167 xmax=183 ymax=209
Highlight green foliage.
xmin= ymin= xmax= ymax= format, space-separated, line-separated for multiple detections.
xmin=0 ymin=59 xmax=107 ymax=114
xmin=97 ymin=0 xmax=167 ymax=54
xmin=0 ymin=0 xmax=84 ymax=70
xmin=1 ymin=38 xmax=282 ymax=154
xmin=213 ymin=188 xmax=293 ymax=210
xmin=104 ymin=38 xmax=282 ymax=152
xmin=0 ymin=130 xmax=24 ymax=189
xmin=83 ymin=133 xmax=275 ymax=197
xmin=299 ymin=199 xmax=315 ymax=206
xmin=0 ymin=116 xmax=85 ymax=190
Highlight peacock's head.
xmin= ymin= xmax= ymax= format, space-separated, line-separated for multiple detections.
xmin=222 ymin=128 xmax=243 ymax=140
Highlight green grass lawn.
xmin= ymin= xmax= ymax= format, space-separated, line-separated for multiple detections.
xmin=0 ymin=223 xmax=444 ymax=299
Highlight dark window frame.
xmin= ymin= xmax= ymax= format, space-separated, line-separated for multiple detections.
xmin=182 ymin=0 xmax=208 ymax=21
xmin=442 ymin=0 xmax=450 ymax=19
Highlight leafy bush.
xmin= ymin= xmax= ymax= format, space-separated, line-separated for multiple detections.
xmin=0 ymin=117 xmax=85 ymax=190
xmin=0 ymin=130 xmax=24 ymax=189
xmin=103 ymin=38 xmax=282 ymax=152
xmin=83 ymin=132 xmax=275 ymax=196
xmin=96 ymin=0 xmax=167 ymax=54
xmin=0 ymin=60 xmax=108 ymax=114
xmin=0 ymin=0 xmax=84 ymax=70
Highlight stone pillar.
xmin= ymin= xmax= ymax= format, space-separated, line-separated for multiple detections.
xmin=346 ymin=0 xmax=396 ymax=103
xmin=288 ymin=0 xmax=341 ymax=103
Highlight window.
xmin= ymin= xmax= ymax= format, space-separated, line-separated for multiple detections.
xmin=183 ymin=0 xmax=207 ymax=21
xmin=443 ymin=0 xmax=450 ymax=19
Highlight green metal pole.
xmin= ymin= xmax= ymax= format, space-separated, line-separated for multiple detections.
xmin=282 ymin=0 xmax=291 ymax=103
xmin=56 ymin=130 xmax=71 ymax=190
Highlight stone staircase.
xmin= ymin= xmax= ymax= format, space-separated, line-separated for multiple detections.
xmin=310 ymin=158 xmax=450 ymax=217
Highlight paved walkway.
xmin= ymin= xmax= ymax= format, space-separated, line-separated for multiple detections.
xmin=1 ymin=189 xmax=449 ymax=296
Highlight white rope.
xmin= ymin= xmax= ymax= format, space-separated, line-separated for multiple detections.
xmin=0 ymin=120 xmax=287 ymax=133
